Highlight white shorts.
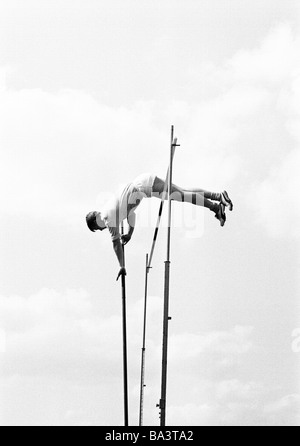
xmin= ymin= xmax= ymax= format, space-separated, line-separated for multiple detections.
xmin=132 ymin=173 xmax=156 ymax=198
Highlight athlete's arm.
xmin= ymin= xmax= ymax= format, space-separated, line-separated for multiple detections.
xmin=113 ymin=238 xmax=124 ymax=267
xmin=113 ymin=238 xmax=127 ymax=281
xmin=122 ymin=211 xmax=136 ymax=245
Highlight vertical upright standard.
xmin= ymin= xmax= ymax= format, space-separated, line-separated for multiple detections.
xmin=159 ymin=126 xmax=179 ymax=426
xmin=139 ymin=145 xmax=177 ymax=426
xmin=139 ymin=253 xmax=149 ymax=426
xmin=120 ymin=223 xmax=129 ymax=426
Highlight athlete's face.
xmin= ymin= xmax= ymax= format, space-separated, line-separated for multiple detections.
xmin=95 ymin=212 xmax=106 ymax=231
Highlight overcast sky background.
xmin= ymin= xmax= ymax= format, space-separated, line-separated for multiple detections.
xmin=0 ymin=0 xmax=300 ymax=426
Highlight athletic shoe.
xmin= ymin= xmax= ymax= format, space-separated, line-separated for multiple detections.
xmin=215 ymin=203 xmax=226 ymax=227
xmin=221 ymin=190 xmax=233 ymax=211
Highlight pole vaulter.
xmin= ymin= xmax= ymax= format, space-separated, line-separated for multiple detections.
xmin=86 ymin=127 xmax=233 ymax=425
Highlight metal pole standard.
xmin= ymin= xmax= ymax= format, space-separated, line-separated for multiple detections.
xmin=120 ymin=223 xmax=129 ymax=427
xmin=139 ymin=253 xmax=150 ymax=426
xmin=159 ymin=126 xmax=179 ymax=426
xmin=139 ymin=146 xmax=177 ymax=426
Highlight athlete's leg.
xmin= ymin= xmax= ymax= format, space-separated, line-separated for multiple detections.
xmin=171 ymin=183 xmax=219 ymax=212
xmin=177 ymin=185 xmax=233 ymax=211
xmin=182 ymin=187 xmax=233 ymax=210
xmin=152 ymin=177 xmax=227 ymax=226
xmin=153 ymin=177 xmax=233 ymax=209
xmin=152 ymin=177 xmax=218 ymax=212
xmin=181 ymin=187 xmax=221 ymax=201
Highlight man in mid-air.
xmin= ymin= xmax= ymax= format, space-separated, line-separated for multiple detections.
xmin=86 ymin=173 xmax=233 ymax=280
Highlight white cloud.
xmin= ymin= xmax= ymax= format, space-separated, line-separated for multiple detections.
xmin=168 ymin=402 xmax=220 ymax=426
xmin=215 ymin=379 xmax=263 ymax=401
xmin=169 ymin=326 xmax=253 ymax=362
xmin=168 ymin=386 xmax=300 ymax=426
xmin=0 ymin=80 xmax=167 ymax=227
xmin=0 ymin=328 xmax=5 ymax=353
xmin=0 ymin=67 xmax=7 ymax=92
xmin=264 ymin=394 xmax=300 ymax=426
xmin=229 ymin=24 xmax=300 ymax=85
xmin=249 ymin=148 xmax=300 ymax=238
xmin=0 ymin=288 xmax=297 ymax=426
xmin=0 ymin=288 xmax=164 ymax=425
xmin=0 ymin=288 xmax=127 ymax=381
xmin=247 ymin=58 xmax=300 ymax=238
xmin=227 ymin=25 xmax=300 ymax=239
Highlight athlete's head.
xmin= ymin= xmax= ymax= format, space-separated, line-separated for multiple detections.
xmin=86 ymin=211 xmax=105 ymax=232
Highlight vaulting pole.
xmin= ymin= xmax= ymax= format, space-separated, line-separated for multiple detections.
xmin=120 ymin=223 xmax=129 ymax=426
xmin=148 ymin=155 xmax=175 ymax=268
xmin=159 ymin=125 xmax=179 ymax=426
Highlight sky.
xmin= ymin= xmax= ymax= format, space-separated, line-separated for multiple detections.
xmin=0 ymin=0 xmax=300 ymax=426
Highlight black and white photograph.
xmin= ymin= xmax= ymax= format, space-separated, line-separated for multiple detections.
xmin=0 ymin=0 xmax=299 ymax=428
